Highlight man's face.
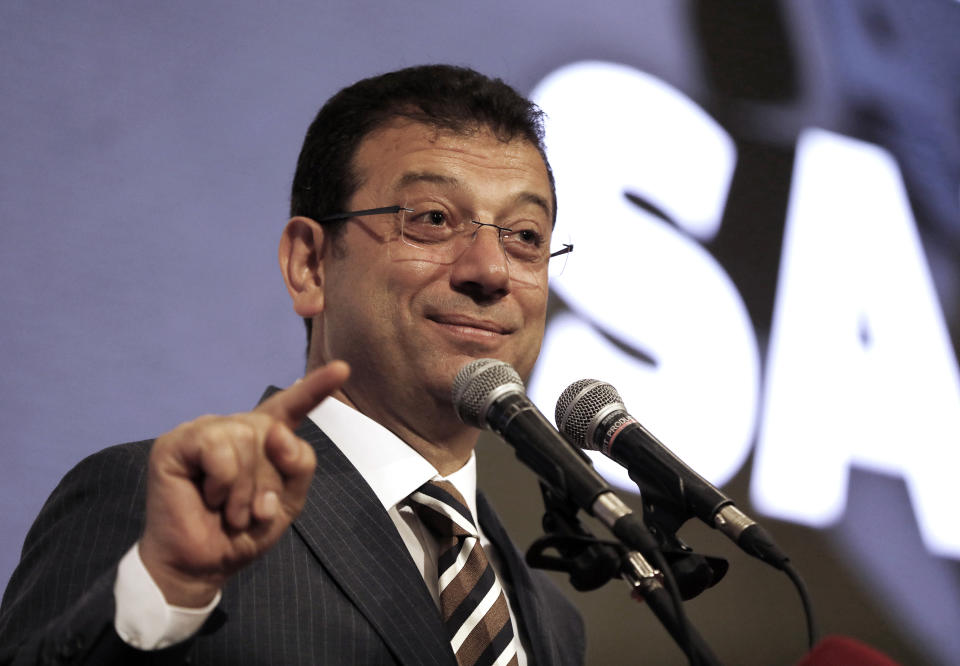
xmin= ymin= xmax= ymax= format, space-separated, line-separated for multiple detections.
xmin=314 ymin=119 xmax=553 ymax=422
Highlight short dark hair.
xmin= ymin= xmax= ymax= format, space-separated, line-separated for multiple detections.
xmin=290 ymin=64 xmax=555 ymax=350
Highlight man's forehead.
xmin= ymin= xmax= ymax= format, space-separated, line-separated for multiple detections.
xmin=352 ymin=119 xmax=551 ymax=198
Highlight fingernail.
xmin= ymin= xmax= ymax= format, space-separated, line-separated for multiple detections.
xmin=261 ymin=491 xmax=278 ymax=518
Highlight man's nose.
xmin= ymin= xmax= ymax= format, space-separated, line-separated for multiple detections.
xmin=449 ymin=224 xmax=511 ymax=300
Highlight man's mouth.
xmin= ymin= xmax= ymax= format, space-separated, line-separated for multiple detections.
xmin=426 ymin=314 xmax=513 ymax=336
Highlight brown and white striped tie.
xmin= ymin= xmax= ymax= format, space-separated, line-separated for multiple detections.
xmin=409 ymin=480 xmax=520 ymax=666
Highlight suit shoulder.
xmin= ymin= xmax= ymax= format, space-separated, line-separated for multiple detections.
xmin=0 ymin=439 xmax=157 ymax=657
xmin=35 ymin=440 xmax=154 ymax=522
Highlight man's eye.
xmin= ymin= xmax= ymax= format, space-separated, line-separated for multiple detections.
xmin=514 ymin=228 xmax=543 ymax=246
xmin=426 ymin=210 xmax=447 ymax=226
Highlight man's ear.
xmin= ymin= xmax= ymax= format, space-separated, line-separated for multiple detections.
xmin=279 ymin=216 xmax=327 ymax=317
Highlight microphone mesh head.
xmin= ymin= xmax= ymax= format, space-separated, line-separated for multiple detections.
xmin=555 ymin=379 xmax=624 ymax=449
xmin=452 ymin=358 xmax=524 ymax=427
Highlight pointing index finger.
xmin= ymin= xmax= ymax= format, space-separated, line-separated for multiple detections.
xmin=256 ymin=361 xmax=350 ymax=427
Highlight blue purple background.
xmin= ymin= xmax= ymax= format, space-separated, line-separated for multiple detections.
xmin=3 ymin=2 xmax=958 ymax=663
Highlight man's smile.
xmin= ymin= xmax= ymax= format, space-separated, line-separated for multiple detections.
xmin=425 ymin=313 xmax=514 ymax=335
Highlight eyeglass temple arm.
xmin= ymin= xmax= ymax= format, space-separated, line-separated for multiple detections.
xmin=316 ymin=206 xmax=414 ymax=223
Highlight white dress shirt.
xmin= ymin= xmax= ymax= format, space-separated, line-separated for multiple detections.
xmin=114 ymin=396 xmax=528 ymax=664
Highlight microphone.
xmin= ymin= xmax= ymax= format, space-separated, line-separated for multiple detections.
xmin=452 ymin=359 xmax=659 ymax=559
xmin=556 ymin=379 xmax=790 ymax=570
xmin=454 ymin=360 xmax=727 ymax=666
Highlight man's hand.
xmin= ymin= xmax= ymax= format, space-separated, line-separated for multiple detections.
xmin=138 ymin=361 xmax=350 ymax=607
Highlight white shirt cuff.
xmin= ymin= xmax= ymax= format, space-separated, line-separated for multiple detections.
xmin=113 ymin=542 xmax=221 ymax=649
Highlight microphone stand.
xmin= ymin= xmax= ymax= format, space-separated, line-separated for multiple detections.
xmin=526 ymin=483 xmax=725 ymax=666
xmin=632 ymin=478 xmax=820 ymax=651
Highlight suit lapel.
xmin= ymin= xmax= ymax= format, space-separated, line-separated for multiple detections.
xmin=478 ymin=491 xmax=557 ymax=666
xmin=291 ymin=416 xmax=457 ymax=666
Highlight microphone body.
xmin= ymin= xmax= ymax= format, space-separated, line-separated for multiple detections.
xmin=452 ymin=359 xmax=659 ymax=558
xmin=598 ymin=415 xmax=731 ymax=526
xmin=557 ymin=379 xmax=789 ymax=569
xmin=481 ymin=389 xmax=610 ymax=512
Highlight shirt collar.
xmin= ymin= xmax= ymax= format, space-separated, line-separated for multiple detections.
xmin=307 ymin=396 xmax=479 ymax=520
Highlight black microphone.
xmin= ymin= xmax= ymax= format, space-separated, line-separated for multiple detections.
xmin=455 ymin=360 xmax=728 ymax=666
xmin=452 ymin=359 xmax=659 ymax=559
xmin=556 ymin=379 xmax=790 ymax=570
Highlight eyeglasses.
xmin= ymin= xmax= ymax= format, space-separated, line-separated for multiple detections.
xmin=316 ymin=205 xmax=573 ymax=284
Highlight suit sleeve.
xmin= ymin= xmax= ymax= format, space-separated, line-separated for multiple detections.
xmin=0 ymin=441 xmax=195 ymax=665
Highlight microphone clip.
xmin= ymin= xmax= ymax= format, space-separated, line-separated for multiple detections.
xmin=526 ymin=482 xmax=729 ymax=600
xmin=525 ymin=482 xmax=632 ymax=591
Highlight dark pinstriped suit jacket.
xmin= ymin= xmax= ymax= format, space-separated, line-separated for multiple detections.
xmin=0 ymin=408 xmax=585 ymax=665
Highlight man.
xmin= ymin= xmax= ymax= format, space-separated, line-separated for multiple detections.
xmin=0 ymin=65 xmax=584 ymax=665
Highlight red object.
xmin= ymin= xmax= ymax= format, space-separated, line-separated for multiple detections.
xmin=795 ymin=635 xmax=900 ymax=666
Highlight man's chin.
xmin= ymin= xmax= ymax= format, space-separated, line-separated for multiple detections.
xmin=421 ymin=356 xmax=484 ymax=401
xmin=441 ymin=355 xmax=538 ymax=400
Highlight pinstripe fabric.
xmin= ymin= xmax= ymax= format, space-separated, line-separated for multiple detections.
xmin=0 ymin=441 xmax=207 ymax=664
xmin=0 ymin=388 xmax=585 ymax=665
xmin=285 ymin=418 xmax=456 ymax=666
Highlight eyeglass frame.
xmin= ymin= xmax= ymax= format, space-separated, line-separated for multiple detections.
xmin=315 ymin=205 xmax=574 ymax=260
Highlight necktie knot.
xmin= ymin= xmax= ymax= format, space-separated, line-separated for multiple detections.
xmin=409 ymin=479 xmax=479 ymax=540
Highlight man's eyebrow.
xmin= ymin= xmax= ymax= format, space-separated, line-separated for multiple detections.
xmin=395 ymin=171 xmax=463 ymax=191
xmin=516 ymin=191 xmax=552 ymax=220
xmin=394 ymin=171 xmax=552 ymax=219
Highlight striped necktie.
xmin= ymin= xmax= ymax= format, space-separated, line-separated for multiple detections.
xmin=408 ymin=480 xmax=520 ymax=666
